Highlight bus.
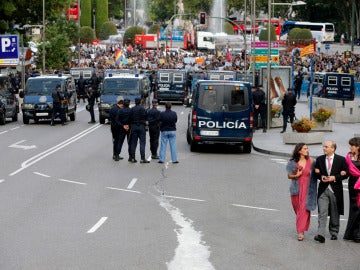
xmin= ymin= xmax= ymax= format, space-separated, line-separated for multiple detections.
xmin=280 ymin=21 xmax=335 ymax=43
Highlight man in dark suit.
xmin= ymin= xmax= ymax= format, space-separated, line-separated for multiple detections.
xmin=314 ymin=141 xmax=348 ymax=243
xmin=252 ymin=85 xmax=266 ymax=133
xmin=281 ymin=88 xmax=297 ymax=133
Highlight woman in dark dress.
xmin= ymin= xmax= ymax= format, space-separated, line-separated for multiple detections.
xmin=344 ymin=137 xmax=360 ymax=243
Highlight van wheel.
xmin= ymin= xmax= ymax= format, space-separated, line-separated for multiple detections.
xmin=243 ymin=142 xmax=252 ymax=153
xmin=190 ymin=141 xmax=198 ymax=152
xmin=99 ymin=116 xmax=105 ymax=124
xmin=186 ymin=129 xmax=191 ymax=144
xmin=23 ymin=115 xmax=30 ymax=124
xmin=69 ymin=112 xmax=76 ymax=121
xmin=0 ymin=112 xmax=5 ymax=125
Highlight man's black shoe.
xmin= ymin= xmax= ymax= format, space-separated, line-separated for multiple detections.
xmin=61 ymin=122 xmax=67 ymax=126
xmin=88 ymin=121 xmax=96 ymax=124
xmin=158 ymin=161 xmax=164 ymax=164
xmin=50 ymin=121 xmax=55 ymax=126
xmin=330 ymin=235 xmax=337 ymax=240
xmin=280 ymin=130 xmax=285 ymax=133
xmin=172 ymin=161 xmax=179 ymax=164
xmin=151 ymin=155 xmax=159 ymax=159
xmin=119 ymin=156 xmax=124 ymax=160
xmin=114 ymin=155 xmax=120 ymax=161
xmin=128 ymin=158 xmax=137 ymax=163
xmin=314 ymin=235 xmax=325 ymax=243
xmin=140 ymin=159 xmax=150 ymax=164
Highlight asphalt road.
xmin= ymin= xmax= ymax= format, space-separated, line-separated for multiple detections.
xmin=0 ymin=103 xmax=359 ymax=270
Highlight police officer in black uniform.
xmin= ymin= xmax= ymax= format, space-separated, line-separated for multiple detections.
xmin=87 ymin=86 xmax=96 ymax=123
xmin=51 ymin=84 xmax=66 ymax=126
xmin=128 ymin=97 xmax=149 ymax=163
xmin=252 ymin=85 xmax=267 ymax=133
xmin=281 ymin=88 xmax=297 ymax=133
xmin=77 ymin=75 xmax=86 ymax=103
xmin=117 ymin=99 xmax=131 ymax=160
xmin=109 ymin=99 xmax=124 ymax=161
xmin=147 ymin=99 xmax=161 ymax=159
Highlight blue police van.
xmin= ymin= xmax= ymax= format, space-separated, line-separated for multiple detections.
xmin=154 ymin=69 xmax=187 ymax=104
xmin=312 ymin=72 xmax=355 ymax=101
xmin=186 ymin=80 xmax=254 ymax=153
xmin=98 ymin=73 xmax=151 ymax=124
xmin=19 ymin=74 xmax=77 ymax=124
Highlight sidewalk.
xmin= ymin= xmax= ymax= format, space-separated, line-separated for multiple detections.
xmin=252 ymin=97 xmax=360 ymax=158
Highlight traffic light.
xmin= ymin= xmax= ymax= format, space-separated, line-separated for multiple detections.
xmin=199 ymin=12 xmax=206 ymax=25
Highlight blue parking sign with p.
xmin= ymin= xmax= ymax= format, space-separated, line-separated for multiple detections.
xmin=0 ymin=35 xmax=19 ymax=65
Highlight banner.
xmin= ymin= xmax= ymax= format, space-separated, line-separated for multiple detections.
xmin=300 ymin=44 xmax=315 ymax=57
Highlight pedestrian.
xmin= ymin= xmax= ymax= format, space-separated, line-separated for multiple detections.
xmin=286 ymin=143 xmax=317 ymax=241
xmin=294 ymin=72 xmax=303 ymax=100
xmin=128 ymin=97 xmax=149 ymax=163
xmin=51 ymin=84 xmax=66 ymax=126
xmin=109 ymin=99 xmax=124 ymax=161
xmin=90 ymin=73 xmax=100 ymax=103
xmin=252 ymin=85 xmax=266 ymax=132
xmin=343 ymin=137 xmax=360 ymax=243
xmin=86 ymin=86 xmax=96 ymax=124
xmin=313 ymin=140 xmax=348 ymax=243
xmin=281 ymin=88 xmax=297 ymax=133
xmin=158 ymin=102 xmax=178 ymax=164
xmin=147 ymin=99 xmax=161 ymax=159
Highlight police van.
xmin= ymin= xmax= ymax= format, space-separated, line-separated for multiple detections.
xmin=312 ymin=72 xmax=355 ymax=101
xmin=154 ymin=69 xmax=187 ymax=104
xmin=98 ymin=73 xmax=151 ymax=124
xmin=19 ymin=74 xmax=77 ymax=124
xmin=187 ymin=80 xmax=253 ymax=153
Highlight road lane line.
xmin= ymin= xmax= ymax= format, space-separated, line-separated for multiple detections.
xmin=105 ymin=186 xmax=141 ymax=194
xmin=0 ymin=179 xmax=4 ymax=183
xmin=10 ymin=127 xmax=20 ymax=131
xmin=164 ymin=195 xmax=205 ymax=202
xmin=232 ymin=204 xmax=280 ymax=211
xmin=311 ymin=214 xmax=347 ymax=221
xmin=58 ymin=179 xmax=87 ymax=185
xmin=87 ymin=217 xmax=108 ymax=233
xmin=0 ymin=130 xmax=8 ymax=135
xmin=9 ymin=124 xmax=102 ymax=176
xmin=127 ymin=178 xmax=138 ymax=189
xmin=33 ymin=172 xmax=51 ymax=178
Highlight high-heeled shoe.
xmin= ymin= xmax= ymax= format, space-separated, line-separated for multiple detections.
xmin=298 ymin=233 xmax=304 ymax=241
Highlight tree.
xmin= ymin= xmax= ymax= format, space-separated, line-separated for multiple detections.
xmin=123 ymin=26 xmax=144 ymax=45
xmin=259 ymin=23 xmax=277 ymax=41
xmin=98 ymin=21 xmax=117 ymax=40
xmin=80 ymin=0 xmax=92 ymax=28
xmin=95 ymin=0 xmax=108 ymax=33
xmin=80 ymin=26 xmax=96 ymax=43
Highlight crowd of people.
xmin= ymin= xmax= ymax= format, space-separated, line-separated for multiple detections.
xmin=286 ymin=139 xmax=360 ymax=243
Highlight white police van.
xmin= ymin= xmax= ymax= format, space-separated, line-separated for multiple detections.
xmin=187 ymin=80 xmax=254 ymax=153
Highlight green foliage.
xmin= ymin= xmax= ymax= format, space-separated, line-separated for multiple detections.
xmin=259 ymin=23 xmax=277 ymax=41
xmin=98 ymin=21 xmax=117 ymax=40
xmin=288 ymin=28 xmax=312 ymax=40
xmin=80 ymin=26 xmax=96 ymax=43
xmin=123 ymin=26 xmax=144 ymax=45
xmin=224 ymin=22 xmax=235 ymax=35
xmin=80 ymin=0 xmax=92 ymax=28
xmin=148 ymin=24 xmax=161 ymax=34
xmin=95 ymin=0 xmax=108 ymax=32
xmin=108 ymin=0 xmax=123 ymax=21
xmin=0 ymin=20 xmax=9 ymax=33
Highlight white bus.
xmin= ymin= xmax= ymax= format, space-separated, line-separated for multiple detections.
xmin=280 ymin=21 xmax=335 ymax=43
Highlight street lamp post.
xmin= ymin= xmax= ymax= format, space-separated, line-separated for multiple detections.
xmin=42 ymin=0 xmax=45 ymax=74
xmin=266 ymin=0 xmax=272 ymax=130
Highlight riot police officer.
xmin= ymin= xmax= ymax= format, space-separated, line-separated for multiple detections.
xmin=109 ymin=100 xmax=124 ymax=161
xmin=147 ymin=99 xmax=161 ymax=159
xmin=51 ymin=84 xmax=66 ymax=126
xmin=87 ymin=86 xmax=96 ymax=123
xmin=128 ymin=97 xmax=149 ymax=163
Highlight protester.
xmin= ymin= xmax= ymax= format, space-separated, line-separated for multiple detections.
xmin=286 ymin=143 xmax=317 ymax=241
xmin=281 ymin=88 xmax=297 ymax=133
xmin=158 ymin=102 xmax=178 ymax=164
xmin=313 ymin=141 xmax=348 ymax=243
xmin=344 ymin=137 xmax=360 ymax=243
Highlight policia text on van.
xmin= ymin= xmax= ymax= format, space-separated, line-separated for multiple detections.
xmin=187 ymin=80 xmax=253 ymax=153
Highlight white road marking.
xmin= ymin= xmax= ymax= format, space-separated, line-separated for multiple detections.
xmin=164 ymin=195 xmax=205 ymax=202
xmin=9 ymin=140 xmax=37 ymax=150
xmin=9 ymin=124 xmax=102 ymax=176
xmin=156 ymin=195 xmax=215 ymax=270
xmin=271 ymin=158 xmax=287 ymax=162
xmin=10 ymin=127 xmax=20 ymax=131
xmin=232 ymin=204 xmax=280 ymax=211
xmin=311 ymin=214 xmax=347 ymax=221
xmin=0 ymin=179 xmax=4 ymax=183
xmin=0 ymin=130 xmax=9 ymax=135
xmin=33 ymin=172 xmax=51 ymax=178
xmin=127 ymin=178 xmax=138 ymax=189
xmin=58 ymin=179 xmax=87 ymax=185
xmin=87 ymin=217 xmax=108 ymax=233
xmin=105 ymin=186 xmax=141 ymax=194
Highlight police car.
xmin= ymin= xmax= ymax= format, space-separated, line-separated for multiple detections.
xmin=187 ymin=80 xmax=253 ymax=153
xmin=0 ymin=74 xmax=19 ymax=125
xmin=19 ymin=74 xmax=77 ymax=124
xmin=98 ymin=73 xmax=151 ymax=124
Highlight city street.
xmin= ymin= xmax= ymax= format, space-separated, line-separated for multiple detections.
xmin=0 ymin=104 xmax=359 ymax=270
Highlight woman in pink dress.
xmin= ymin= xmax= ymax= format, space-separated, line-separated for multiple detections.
xmin=286 ymin=143 xmax=316 ymax=241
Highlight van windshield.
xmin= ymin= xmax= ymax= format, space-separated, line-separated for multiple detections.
xmin=26 ymin=79 xmax=63 ymax=95
xmin=103 ymin=79 xmax=139 ymax=95
xmin=198 ymin=85 xmax=248 ymax=112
